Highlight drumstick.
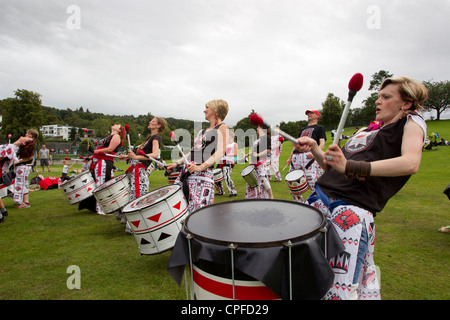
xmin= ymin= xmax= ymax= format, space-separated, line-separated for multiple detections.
xmin=125 ymin=124 xmax=131 ymax=150
xmin=136 ymin=150 xmax=167 ymax=168
xmin=84 ymin=129 xmax=89 ymax=151
xmin=333 ymin=73 xmax=364 ymax=145
xmin=249 ymin=113 xmax=299 ymax=145
xmin=170 ymin=131 xmax=189 ymax=164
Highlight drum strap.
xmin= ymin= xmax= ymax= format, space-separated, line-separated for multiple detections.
xmin=309 ymin=185 xmax=349 ymax=212
xmin=126 ymin=163 xmax=146 ymax=198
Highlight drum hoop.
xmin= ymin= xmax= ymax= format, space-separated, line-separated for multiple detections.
xmin=183 ymin=199 xmax=326 ymax=248
xmin=60 ymin=170 xmax=92 ymax=187
xmin=240 ymin=165 xmax=255 ymax=175
xmin=285 ymin=169 xmax=304 ymax=180
xmin=123 ymin=184 xmax=182 ymax=212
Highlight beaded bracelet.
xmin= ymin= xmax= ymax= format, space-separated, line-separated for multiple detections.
xmin=345 ymin=160 xmax=371 ymax=181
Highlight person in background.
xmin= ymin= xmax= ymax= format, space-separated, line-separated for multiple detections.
xmin=269 ymin=127 xmax=284 ymax=182
xmin=39 ymin=144 xmax=51 ymax=172
xmin=286 ymin=110 xmax=326 ymax=202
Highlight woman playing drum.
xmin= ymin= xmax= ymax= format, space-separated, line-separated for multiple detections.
xmin=91 ymin=124 xmax=126 ymax=215
xmin=0 ymin=132 xmax=36 ymax=222
xmin=245 ymin=123 xmax=273 ymax=199
xmin=296 ymin=77 xmax=428 ymax=300
xmin=120 ymin=117 xmax=166 ymax=201
xmin=166 ymin=100 xmax=229 ymax=213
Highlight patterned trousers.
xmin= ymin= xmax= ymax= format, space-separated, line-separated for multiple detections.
xmin=245 ymin=163 xmax=271 ymax=199
xmin=175 ymin=166 xmax=214 ymax=214
xmin=13 ymin=165 xmax=31 ymax=204
xmin=307 ymin=194 xmax=381 ymax=300
xmin=214 ymin=165 xmax=237 ymax=196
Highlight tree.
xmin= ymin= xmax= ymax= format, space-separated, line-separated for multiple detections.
xmin=320 ymin=93 xmax=345 ymax=130
xmin=423 ymin=80 xmax=450 ymax=120
xmin=0 ymin=89 xmax=45 ymax=140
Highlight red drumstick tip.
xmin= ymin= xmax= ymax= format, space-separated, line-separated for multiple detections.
xmin=84 ymin=129 xmax=89 ymax=133
xmin=249 ymin=113 xmax=264 ymax=127
xmin=348 ymin=73 xmax=364 ymax=92
xmin=124 ymin=124 xmax=130 ymax=132
xmin=170 ymin=132 xmax=176 ymax=140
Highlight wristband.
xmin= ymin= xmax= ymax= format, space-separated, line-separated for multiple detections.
xmin=345 ymin=160 xmax=371 ymax=181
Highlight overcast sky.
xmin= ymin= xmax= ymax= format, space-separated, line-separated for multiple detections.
xmin=1 ymin=0 xmax=449 ymax=126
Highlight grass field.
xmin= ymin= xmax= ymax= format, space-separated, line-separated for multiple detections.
xmin=0 ymin=120 xmax=449 ymax=300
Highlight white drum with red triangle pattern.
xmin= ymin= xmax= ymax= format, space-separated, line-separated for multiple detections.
xmin=60 ymin=171 xmax=96 ymax=204
xmin=122 ymin=184 xmax=189 ymax=255
xmin=93 ymin=174 xmax=131 ymax=214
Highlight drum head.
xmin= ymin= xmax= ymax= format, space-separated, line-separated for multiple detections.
xmin=184 ymin=199 xmax=325 ymax=247
xmin=123 ymin=184 xmax=181 ymax=212
xmin=95 ymin=174 xmax=127 ymax=191
xmin=60 ymin=170 xmax=90 ymax=187
xmin=240 ymin=165 xmax=255 ymax=176
xmin=285 ymin=170 xmax=304 ymax=181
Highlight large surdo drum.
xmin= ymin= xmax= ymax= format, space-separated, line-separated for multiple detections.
xmin=122 ymin=184 xmax=189 ymax=255
xmin=168 ymin=199 xmax=337 ymax=300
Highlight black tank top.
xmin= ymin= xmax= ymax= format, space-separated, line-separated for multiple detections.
xmin=317 ymin=115 xmax=425 ymax=214
xmin=190 ymin=123 xmax=224 ymax=164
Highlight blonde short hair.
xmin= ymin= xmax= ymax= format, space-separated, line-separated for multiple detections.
xmin=380 ymin=77 xmax=428 ymax=110
xmin=206 ymin=99 xmax=229 ymax=121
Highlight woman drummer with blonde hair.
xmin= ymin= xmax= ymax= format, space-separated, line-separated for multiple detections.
xmin=166 ymin=99 xmax=229 ymax=213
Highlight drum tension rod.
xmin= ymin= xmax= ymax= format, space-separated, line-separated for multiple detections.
xmin=186 ymin=233 xmax=194 ymax=300
xmin=283 ymin=240 xmax=293 ymax=300
xmin=227 ymin=243 xmax=237 ymax=300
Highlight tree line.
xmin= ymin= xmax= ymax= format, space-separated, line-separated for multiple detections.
xmin=1 ymin=70 xmax=448 ymax=146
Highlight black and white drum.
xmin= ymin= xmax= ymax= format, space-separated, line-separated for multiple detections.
xmin=93 ymin=174 xmax=130 ymax=214
xmin=285 ymin=170 xmax=309 ymax=196
xmin=60 ymin=171 xmax=96 ymax=204
xmin=213 ymin=168 xmax=223 ymax=183
xmin=122 ymin=184 xmax=189 ymax=255
xmin=240 ymin=165 xmax=257 ymax=187
xmin=168 ymin=199 xmax=336 ymax=300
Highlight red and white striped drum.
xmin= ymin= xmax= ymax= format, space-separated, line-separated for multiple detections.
xmin=213 ymin=168 xmax=223 ymax=183
xmin=181 ymin=199 xmax=329 ymax=300
xmin=122 ymin=184 xmax=189 ymax=255
xmin=285 ymin=170 xmax=309 ymax=196
xmin=60 ymin=171 xmax=96 ymax=204
xmin=167 ymin=168 xmax=181 ymax=184
xmin=93 ymin=174 xmax=130 ymax=214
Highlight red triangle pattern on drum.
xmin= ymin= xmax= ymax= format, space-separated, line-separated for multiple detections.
xmin=147 ymin=212 xmax=162 ymax=223
xmin=173 ymin=201 xmax=181 ymax=210
xmin=131 ymin=220 xmax=140 ymax=228
xmin=75 ymin=194 xmax=81 ymax=198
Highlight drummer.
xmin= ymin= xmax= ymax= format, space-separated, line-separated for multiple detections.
xmin=286 ymin=110 xmax=326 ymax=202
xmin=297 ymin=77 xmax=428 ymax=300
xmin=244 ymin=121 xmax=273 ymax=199
xmin=0 ymin=133 xmax=36 ymax=222
xmin=120 ymin=117 xmax=166 ymax=201
xmin=91 ymin=124 xmax=126 ymax=215
xmin=166 ymin=100 xmax=229 ymax=213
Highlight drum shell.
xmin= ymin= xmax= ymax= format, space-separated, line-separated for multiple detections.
xmin=193 ymin=263 xmax=280 ymax=300
xmin=285 ymin=170 xmax=309 ymax=195
xmin=93 ymin=174 xmax=130 ymax=214
xmin=240 ymin=165 xmax=258 ymax=187
xmin=123 ymin=185 xmax=189 ymax=255
xmin=168 ymin=170 xmax=181 ymax=184
xmin=60 ymin=171 xmax=96 ymax=204
xmin=213 ymin=168 xmax=224 ymax=183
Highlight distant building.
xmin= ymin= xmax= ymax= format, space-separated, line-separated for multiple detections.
xmin=40 ymin=125 xmax=93 ymax=140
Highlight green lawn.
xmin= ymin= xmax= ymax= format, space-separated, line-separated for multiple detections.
xmin=0 ymin=120 xmax=449 ymax=300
